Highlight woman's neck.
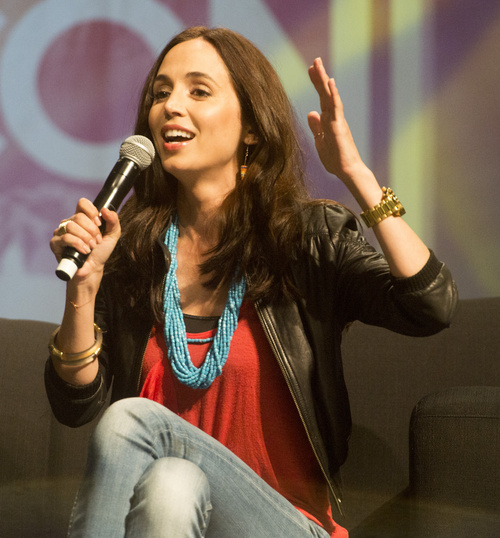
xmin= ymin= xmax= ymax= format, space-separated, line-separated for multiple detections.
xmin=175 ymin=176 xmax=234 ymax=243
xmin=173 ymin=174 xmax=237 ymax=316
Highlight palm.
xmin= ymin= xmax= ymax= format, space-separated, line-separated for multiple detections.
xmin=307 ymin=58 xmax=365 ymax=181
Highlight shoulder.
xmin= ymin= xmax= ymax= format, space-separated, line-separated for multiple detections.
xmin=299 ymin=201 xmax=361 ymax=240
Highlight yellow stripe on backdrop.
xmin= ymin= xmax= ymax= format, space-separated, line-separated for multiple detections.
xmin=330 ymin=0 xmax=433 ymax=242
xmin=211 ymin=0 xmax=313 ymax=145
xmin=216 ymin=0 xmax=434 ymax=243
xmin=330 ymin=0 xmax=372 ymax=168
xmin=389 ymin=0 xmax=434 ymax=244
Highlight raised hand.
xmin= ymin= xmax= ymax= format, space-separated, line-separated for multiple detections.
xmin=307 ymin=57 xmax=368 ymax=184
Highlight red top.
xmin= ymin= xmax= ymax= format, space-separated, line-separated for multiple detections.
xmin=140 ymin=300 xmax=347 ymax=537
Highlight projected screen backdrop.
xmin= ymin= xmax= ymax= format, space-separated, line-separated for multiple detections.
xmin=1 ymin=0 xmax=499 ymax=322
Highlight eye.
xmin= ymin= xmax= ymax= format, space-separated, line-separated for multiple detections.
xmin=152 ymin=89 xmax=171 ymax=101
xmin=191 ymin=88 xmax=211 ymax=98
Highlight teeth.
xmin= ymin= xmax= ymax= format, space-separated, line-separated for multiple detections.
xmin=163 ymin=129 xmax=194 ymax=140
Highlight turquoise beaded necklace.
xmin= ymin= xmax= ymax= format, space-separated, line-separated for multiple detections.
xmin=162 ymin=214 xmax=246 ymax=389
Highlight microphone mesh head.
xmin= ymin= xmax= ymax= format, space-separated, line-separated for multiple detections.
xmin=119 ymin=135 xmax=155 ymax=170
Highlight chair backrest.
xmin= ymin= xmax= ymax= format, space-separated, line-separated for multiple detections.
xmin=406 ymin=386 xmax=500 ymax=537
xmin=340 ymin=297 xmax=500 ymax=528
xmin=410 ymin=385 xmax=500 ymax=510
xmin=0 ymin=318 xmax=94 ymax=483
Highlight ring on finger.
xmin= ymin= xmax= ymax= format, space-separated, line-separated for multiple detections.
xmin=314 ymin=131 xmax=325 ymax=139
xmin=56 ymin=219 xmax=72 ymax=236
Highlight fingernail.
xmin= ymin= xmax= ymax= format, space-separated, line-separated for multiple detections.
xmin=94 ymin=216 xmax=102 ymax=226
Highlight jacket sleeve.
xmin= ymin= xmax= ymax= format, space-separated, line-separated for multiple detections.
xmin=314 ymin=204 xmax=458 ymax=336
xmin=44 ymin=285 xmax=113 ymax=427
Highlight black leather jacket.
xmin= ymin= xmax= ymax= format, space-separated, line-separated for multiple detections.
xmin=45 ymin=203 xmax=458 ymax=515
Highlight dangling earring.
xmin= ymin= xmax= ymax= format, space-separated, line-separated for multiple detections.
xmin=240 ymin=145 xmax=249 ymax=179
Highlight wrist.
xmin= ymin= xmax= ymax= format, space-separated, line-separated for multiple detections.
xmin=341 ymin=168 xmax=383 ymax=210
xmin=360 ymin=187 xmax=406 ymax=228
xmin=66 ymin=272 xmax=101 ymax=302
xmin=65 ymin=288 xmax=97 ymax=322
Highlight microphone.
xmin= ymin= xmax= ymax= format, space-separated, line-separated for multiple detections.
xmin=56 ymin=135 xmax=155 ymax=281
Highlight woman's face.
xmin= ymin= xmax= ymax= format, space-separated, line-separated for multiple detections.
xmin=148 ymin=38 xmax=248 ymax=186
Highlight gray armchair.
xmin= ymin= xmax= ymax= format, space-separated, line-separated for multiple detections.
xmin=1 ymin=297 xmax=499 ymax=536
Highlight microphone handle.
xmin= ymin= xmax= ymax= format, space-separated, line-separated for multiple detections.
xmin=55 ymin=159 xmax=140 ymax=281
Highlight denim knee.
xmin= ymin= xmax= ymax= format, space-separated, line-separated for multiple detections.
xmin=125 ymin=457 xmax=212 ymax=536
xmin=92 ymin=397 xmax=165 ymax=440
xmin=98 ymin=397 xmax=159 ymax=427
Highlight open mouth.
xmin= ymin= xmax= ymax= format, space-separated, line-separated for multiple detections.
xmin=162 ymin=129 xmax=195 ymax=143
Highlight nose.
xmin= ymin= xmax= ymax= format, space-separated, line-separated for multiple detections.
xmin=162 ymin=88 xmax=185 ymax=117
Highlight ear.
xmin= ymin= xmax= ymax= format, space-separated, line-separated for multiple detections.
xmin=243 ymin=127 xmax=258 ymax=146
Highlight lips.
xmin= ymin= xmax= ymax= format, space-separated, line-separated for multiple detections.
xmin=163 ymin=129 xmax=195 ymax=142
xmin=160 ymin=125 xmax=195 ymax=149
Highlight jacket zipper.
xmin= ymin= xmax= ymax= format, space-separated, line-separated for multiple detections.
xmin=135 ymin=325 xmax=153 ymax=395
xmin=134 ymin=256 xmax=344 ymax=515
xmin=254 ymin=300 xmax=344 ymax=518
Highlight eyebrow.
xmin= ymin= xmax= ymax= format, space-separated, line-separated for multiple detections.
xmin=153 ymin=71 xmax=219 ymax=86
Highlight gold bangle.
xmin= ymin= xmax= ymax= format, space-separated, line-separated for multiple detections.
xmin=360 ymin=187 xmax=406 ymax=228
xmin=49 ymin=323 xmax=103 ymax=366
xmin=51 ymin=352 xmax=99 ymax=368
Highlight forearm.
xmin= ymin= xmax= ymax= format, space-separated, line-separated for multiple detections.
xmin=344 ymin=165 xmax=430 ymax=278
xmin=49 ymin=203 xmax=120 ymax=386
xmin=51 ymin=281 xmax=101 ymax=386
xmin=308 ymin=58 xmax=434 ymax=278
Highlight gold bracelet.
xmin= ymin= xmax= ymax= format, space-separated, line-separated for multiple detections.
xmin=51 ymin=351 xmax=100 ymax=368
xmin=360 ymin=187 xmax=406 ymax=228
xmin=69 ymin=298 xmax=94 ymax=310
xmin=49 ymin=323 xmax=103 ymax=366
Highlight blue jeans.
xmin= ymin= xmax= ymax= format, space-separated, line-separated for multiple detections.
xmin=69 ymin=398 xmax=332 ymax=538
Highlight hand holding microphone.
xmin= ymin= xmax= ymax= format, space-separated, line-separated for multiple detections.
xmin=53 ymin=135 xmax=155 ymax=281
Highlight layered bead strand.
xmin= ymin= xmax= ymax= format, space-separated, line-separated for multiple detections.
xmin=163 ymin=215 xmax=246 ymax=389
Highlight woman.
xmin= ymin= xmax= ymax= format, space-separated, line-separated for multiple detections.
xmin=46 ymin=26 xmax=457 ymax=537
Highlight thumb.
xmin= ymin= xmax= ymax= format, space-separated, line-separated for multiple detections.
xmin=100 ymin=207 xmax=121 ymax=240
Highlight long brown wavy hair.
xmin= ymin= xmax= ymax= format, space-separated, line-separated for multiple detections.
xmin=106 ymin=26 xmax=314 ymax=321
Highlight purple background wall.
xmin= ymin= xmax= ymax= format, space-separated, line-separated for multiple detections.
xmin=1 ymin=0 xmax=498 ymax=322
